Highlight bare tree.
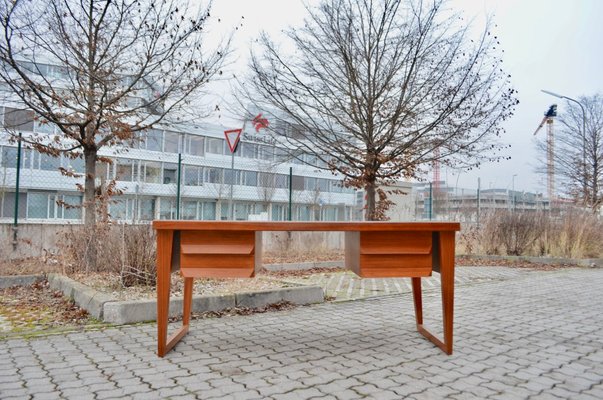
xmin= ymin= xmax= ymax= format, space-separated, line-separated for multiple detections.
xmin=240 ymin=0 xmax=517 ymax=220
xmin=536 ymin=94 xmax=603 ymax=212
xmin=256 ymin=168 xmax=277 ymax=209
xmin=0 ymin=0 xmax=233 ymax=231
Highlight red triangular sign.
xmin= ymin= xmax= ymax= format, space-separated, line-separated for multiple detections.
xmin=224 ymin=129 xmax=242 ymax=153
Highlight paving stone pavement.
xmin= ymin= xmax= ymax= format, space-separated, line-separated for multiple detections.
xmin=278 ymin=266 xmax=530 ymax=301
xmin=1 ymin=267 xmax=602 ymax=399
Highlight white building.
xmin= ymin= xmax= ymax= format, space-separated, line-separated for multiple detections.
xmin=0 ymin=108 xmax=358 ymax=223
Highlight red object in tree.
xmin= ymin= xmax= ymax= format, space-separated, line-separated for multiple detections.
xmin=252 ymin=113 xmax=269 ymax=132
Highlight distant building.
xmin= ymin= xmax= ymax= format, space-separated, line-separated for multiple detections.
xmin=413 ymin=182 xmax=551 ymax=222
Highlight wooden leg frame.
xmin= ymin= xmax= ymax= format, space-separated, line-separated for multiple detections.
xmin=157 ymin=230 xmax=455 ymax=357
xmin=411 ymin=231 xmax=455 ymax=355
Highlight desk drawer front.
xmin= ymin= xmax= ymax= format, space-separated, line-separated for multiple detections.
xmin=179 ymin=231 xmax=256 ymax=278
xmin=357 ymin=231 xmax=433 ymax=278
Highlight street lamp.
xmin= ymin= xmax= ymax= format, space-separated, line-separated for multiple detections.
xmin=541 ymin=89 xmax=587 ymax=206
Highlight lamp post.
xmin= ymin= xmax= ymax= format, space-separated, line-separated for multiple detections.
xmin=511 ymin=174 xmax=517 ymax=211
xmin=541 ymin=89 xmax=587 ymax=206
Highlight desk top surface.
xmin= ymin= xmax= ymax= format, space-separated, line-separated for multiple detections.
xmin=153 ymin=221 xmax=461 ymax=232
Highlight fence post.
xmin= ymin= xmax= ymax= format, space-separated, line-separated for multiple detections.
xmin=12 ymin=131 xmax=22 ymax=251
xmin=176 ymin=153 xmax=182 ymax=219
xmin=288 ymin=167 xmax=293 ymax=221
xmin=428 ymin=182 xmax=433 ymax=221
xmin=477 ymin=177 xmax=481 ymax=229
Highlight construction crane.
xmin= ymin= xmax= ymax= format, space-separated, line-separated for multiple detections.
xmin=534 ymin=104 xmax=557 ymax=201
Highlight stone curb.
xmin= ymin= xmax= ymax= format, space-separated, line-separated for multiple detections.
xmin=47 ymin=274 xmax=113 ymax=320
xmin=45 ymin=274 xmax=324 ymax=325
xmin=459 ymin=254 xmax=603 ymax=268
xmin=103 ymin=294 xmax=236 ymax=325
xmin=263 ymin=260 xmax=344 ymax=271
xmin=0 ymin=274 xmax=45 ymax=289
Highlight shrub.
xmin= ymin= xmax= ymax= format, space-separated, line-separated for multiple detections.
xmin=58 ymin=223 xmax=156 ymax=286
xmin=460 ymin=208 xmax=603 ymax=258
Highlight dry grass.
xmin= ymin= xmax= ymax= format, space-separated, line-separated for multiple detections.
xmin=459 ymin=209 xmax=603 ymax=258
xmin=58 ymin=224 xmax=156 ymax=287
xmin=0 ymin=256 xmax=61 ymax=276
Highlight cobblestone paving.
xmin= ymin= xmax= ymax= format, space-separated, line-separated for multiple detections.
xmin=1 ymin=268 xmax=602 ymax=399
xmin=280 ymin=266 xmax=531 ymax=301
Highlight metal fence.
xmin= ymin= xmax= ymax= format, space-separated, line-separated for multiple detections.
xmin=0 ymin=142 xmax=360 ymax=225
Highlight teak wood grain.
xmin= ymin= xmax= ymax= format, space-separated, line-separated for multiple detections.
xmin=154 ymin=220 xmax=460 ymax=357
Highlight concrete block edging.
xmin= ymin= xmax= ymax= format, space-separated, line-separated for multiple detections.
xmin=46 ymin=273 xmax=324 ymax=324
xmin=0 ymin=274 xmax=45 ymax=289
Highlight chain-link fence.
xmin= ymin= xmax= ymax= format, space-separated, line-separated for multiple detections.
xmin=0 ymin=131 xmax=361 ymax=225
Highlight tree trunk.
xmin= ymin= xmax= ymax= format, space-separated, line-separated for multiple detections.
xmin=83 ymin=147 xmax=97 ymax=226
xmin=365 ymin=182 xmax=376 ymax=221
xmin=83 ymin=146 xmax=98 ymax=271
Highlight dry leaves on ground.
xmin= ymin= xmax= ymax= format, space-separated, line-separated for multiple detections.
xmin=0 ymin=280 xmax=91 ymax=336
xmin=168 ymin=300 xmax=297 ymax=323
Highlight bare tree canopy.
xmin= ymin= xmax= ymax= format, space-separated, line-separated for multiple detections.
xmin=0 ymin=0 xmax=233 ymax=227
xmin=241 ymin=0 xmax=517 ymax=220
xmin=538 ymin=94 xmax=603 ymax=211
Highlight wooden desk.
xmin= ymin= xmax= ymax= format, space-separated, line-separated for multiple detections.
xmin=153 ymin=221 xmax=461 ymax=357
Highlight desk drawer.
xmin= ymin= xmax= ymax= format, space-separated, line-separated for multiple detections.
xmin=347 ymin=231 xmax=433 ymax=278
xmin=179 ymin=231 xmax=258 ymax=278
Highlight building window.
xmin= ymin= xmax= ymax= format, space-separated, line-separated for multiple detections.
xmin=144 ymin=161 xmax=161 ymax=183
xmin=184 ymin=165 xmax=202 ymax=186
xmin=297 ymin=205 xmax=311 ymax=221
xmin=305 ymin=177 xmax=317 ymax=191
xmin=185 ymin=134 xmax=204 ymax=156
xmin=205 ymin=168 xmax=223 ymax=184
xmin=1 ymin=146 xmax=17 ymax=168
xmin=138 ymin=198 xmax=155 ymax=220
xmin=34 ymin=119 xmax=55 ymax=134
xmin=116 ymin=158 xmax=137 ymax=181
xmin=142 ymin=129 xmax=163 ymax=151
xmin=330 ymin=180 xmax=343 ymax=193
xmin=27 ymin=191 xmax=50 ymax=219
xmin=241 ymin=142 xmax=257 ymax=159
xmin=64 ymin=155 xmax=85 ymax=174
xmin=62 ymin=195 xmax=82 ymax=219
xmin=223 ymin=169 xmax=241 ymax=185
xmin=243 ymin=171 xmax=258 ymax=186
xmin=39 ymin=153 xmax=60 ymax=171
xmin=110 ymin=197 xmax=129 ymax=220
xmin=164 ymin=131 xmax=180 ymax=153
xmin=3 ymin=108 xmax=34 ymax=132
xmin=292 ymin=175 xmax=304 ymax=190
xmin=1 ymin=192 xmax=27 ymax=218
xmin=206 ymin=138 xmax=224 ymax=155
xmin=323 ymin=206 xmax=337 ymax=221
xmin=318 ymin=178 xmax=329 ymax=192
xmin=202 ymin=202 xmax=216 ymax=220
xmin=271 ymin=204 xmax=285 ymax=221
xmin=182 ymin=201 xmax=197 ymax=220
xmin=159 ymin=197 xmax=177 ymax=220
xmin=163 ymin=163 xmax=178 ymax=184
xmin=275 ymin=174 xmax=289 ymax=189
xmin=258 ymin=145 xmax=273 ymax=161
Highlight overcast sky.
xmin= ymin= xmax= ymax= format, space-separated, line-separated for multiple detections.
xmin=208 ymin=0 xmax=603 ymax=194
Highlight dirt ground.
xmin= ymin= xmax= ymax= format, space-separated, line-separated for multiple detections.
xmin=0 ymin=280 xmax=93 ymax=338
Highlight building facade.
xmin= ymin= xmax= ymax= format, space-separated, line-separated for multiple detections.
xmin=0 ymin=107 xmax=359 ymax=223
